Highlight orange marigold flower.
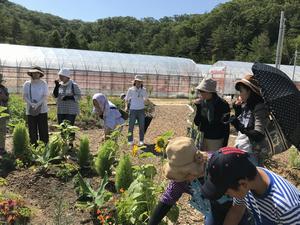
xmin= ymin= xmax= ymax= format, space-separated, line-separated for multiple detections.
xmin=119 ymin=188 xmax=125 ymax=193
xmin=96 ymin=209 xmax=101 ymax=215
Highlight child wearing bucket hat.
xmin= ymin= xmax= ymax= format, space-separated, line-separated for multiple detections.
xmin=230 ymin=74 xmax=270 ymax=165
xmin=148 ymin=137 xmax=250 ymax=225
xmin=0 ymin=73 xmax=9 ymax=155
xmin=194 ymin=78 xmax=230 ymax=152
xmin=23 ymin=66 xmax=49 ymax=145
xmin=124 ymin=75 xmax=148 ymax=146
xmin=201 ymin=147 xmax=300 ymax=225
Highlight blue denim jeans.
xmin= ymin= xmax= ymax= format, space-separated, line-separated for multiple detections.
xmin=128 ymin=109 xmax=145 ymax=142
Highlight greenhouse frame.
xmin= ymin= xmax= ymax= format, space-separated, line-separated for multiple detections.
xmin=0 ymin=44 xmax=208 ymax=97
xmin=209 ymin=61 xmax=300 ymax=94
xmin=0 ymin=44 xmax=299 ymax=97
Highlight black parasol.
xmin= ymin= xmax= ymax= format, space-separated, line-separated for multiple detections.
xmin=252 ymin=62 xmax=300 ymax=150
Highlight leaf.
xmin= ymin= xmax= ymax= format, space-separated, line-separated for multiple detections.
xmin=138 ymin=152 xmax=155 ymax=158
xmin=75 ymin=173 xmax=94 ymax=197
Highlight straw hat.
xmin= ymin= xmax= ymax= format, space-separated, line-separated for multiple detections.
xmin=164 ymin=137 xmax=207 ymax=182
xmin=195 ymin=78 xmax=217 ymax=93
xmin=235 ymin=74 xmax=261 ymax=95
xmin=27 ymin=66 xmax=44 ymax=77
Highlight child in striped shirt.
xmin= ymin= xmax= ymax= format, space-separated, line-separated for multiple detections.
xmin=201 ymin=148 xmax=300 ymax=225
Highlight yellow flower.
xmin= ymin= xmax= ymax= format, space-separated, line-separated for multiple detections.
xmin=132 ymin=144 xmax=139 ymax=157
xmin=154 ymin=144 xmax=163 ymax=153
xmin=154 ymin=136 xmax=165 ymax=153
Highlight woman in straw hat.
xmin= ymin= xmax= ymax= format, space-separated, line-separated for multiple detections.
xmin=0 ymin=73 xmax=9 ymax=155
xmin=194 ymin=78 xmax=230 ymax=152
xmin=148 ymin=137 xmax=250 ymax=225
xmin=23 ymin=66 xmax=49 ymax=145
xmin=124 ymin=75 xmax=148 ymax=146
xmin=230 ymin=74 xmax=269 ymax=165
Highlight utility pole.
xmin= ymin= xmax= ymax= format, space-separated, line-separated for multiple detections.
xmin=275 ymin=11 xmax=285 ymax=69
xmin=292 ymin=47 xmax=298 ymax=81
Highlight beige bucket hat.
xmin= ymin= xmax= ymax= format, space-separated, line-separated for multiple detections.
xmin=164 ymin=137 xmax=207 ymax=182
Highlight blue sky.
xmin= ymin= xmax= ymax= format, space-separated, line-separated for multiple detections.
xmin=10 ymin=0 xmax=230 ymax=21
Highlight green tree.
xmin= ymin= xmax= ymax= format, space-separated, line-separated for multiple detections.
xmin=248 ymin=32 xmax=273 ymax=63
xmin=48 ymin=30 xmax=62 ymax=48
xmin=63 ymin=31 xmax=80 ymax=49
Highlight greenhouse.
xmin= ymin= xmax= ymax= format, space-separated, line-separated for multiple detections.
xmin=209 ymin=61 xmax=300 ymax=94
xmin=0 ymin=44 xmax=209 ymax=97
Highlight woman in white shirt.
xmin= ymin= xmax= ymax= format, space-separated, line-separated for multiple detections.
xmin=92 ymin=93 xmax=125 ymax=138
xmin=23 ymin=66 xmax=49 ymax=145
xmin=125 ymin=75 xmax=148 ymax=146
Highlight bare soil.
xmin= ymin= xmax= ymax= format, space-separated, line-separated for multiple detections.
xmin=1 ymin=104 xmax=299 ymax=225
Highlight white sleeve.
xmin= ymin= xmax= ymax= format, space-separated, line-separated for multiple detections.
xmin=23 ymin=82 xmax=31 ymax=105
xmin=124 ymin=88 xmax=131 ymax=102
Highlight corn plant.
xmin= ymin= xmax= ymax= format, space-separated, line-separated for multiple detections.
xmin=73 ymin=173 xmax=112 ymax=213
xmin=78 ymin=135 xmax=90 ymax=168
xmin=115 ymin=154 xmax=133 ymax=193
xmin=32 ymin=142 xmax=62 ymax=173
xmin=94 ymin=140 xmax=117 ymax=177
xmin=12 ymin=122 xmax=30 ymax=161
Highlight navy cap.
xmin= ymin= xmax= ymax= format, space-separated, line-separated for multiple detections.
xmin=201 ymin=147 xmax=254 ymax=200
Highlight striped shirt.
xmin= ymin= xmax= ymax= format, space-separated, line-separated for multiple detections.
xmin=234 ymin=168 xmax=300 ymax=225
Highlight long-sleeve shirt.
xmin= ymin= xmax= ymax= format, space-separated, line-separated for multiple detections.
xmin=23 ymin=79 xmax=48 ymax=115
xmin=55 ymin=80 xmax=81 ymax=115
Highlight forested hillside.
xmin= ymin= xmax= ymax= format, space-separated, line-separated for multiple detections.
xmin=0 ymin=0 xmax=299 ymax=64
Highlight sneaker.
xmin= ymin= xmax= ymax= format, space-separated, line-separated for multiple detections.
xmin=138 ymin=141 xmax=144 ymax=146
xmin=128 ymin=141 xmax=133 ymax=146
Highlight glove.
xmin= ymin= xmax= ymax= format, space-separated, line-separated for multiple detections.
xmin=53 ymin=81 xmax=60 ymax=98
xmin=62 ymin=95 xmax=75 ymax=101
xmin=230 ymin=117 xmax=243 ymax=132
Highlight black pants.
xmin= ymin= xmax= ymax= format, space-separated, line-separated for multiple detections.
xmin=27 ymin=113 xmax=49 ymax=145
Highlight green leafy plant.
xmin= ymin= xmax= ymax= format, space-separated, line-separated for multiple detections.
xmin=55 ymin=162 xmax=79 ymax=181
xmin=0 ymin=106 xmax=9 ymax=118
xmin=0 ymin=177 xmax=8 ymax=187
xmin=53 ymin=120 xmax=79 ymax=148
xmin=48 ymin=134 xmax=67 ymax=158
xmin=12 ymin=122 xmax=30 ymax=161
xmin=115 ymin=154 xmax=133 ymax=193
xmin=94 ymin=140 xmax=117 ymax=177
xmin=288 ymin=147 xmax=300 ymax=169
xmin=132 ymin=164 xmax=157 ymax=179
xmin=32 ymin=142 xmax=62 ymax=173
xmin=116 ymin=174 xmax=160 ymax=225
xmin=78 ymin=135 xmax=90 ymax=168
xmin=73 ymin=173 xmax=112 ymax=212
xmin=7 ymin=94 xmax=26 ymax=129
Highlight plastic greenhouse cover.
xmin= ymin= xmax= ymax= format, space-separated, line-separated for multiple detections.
xmin=0 ymin=44 xmax=199 ymax=76
xmin=211 ymin=61 xmax=300 ymax=82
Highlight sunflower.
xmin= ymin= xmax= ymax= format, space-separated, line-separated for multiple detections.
xmin=132 ymin=144 xmax=139 ymax=157
xmin=154 ymin=136 xmax=165 ymax=153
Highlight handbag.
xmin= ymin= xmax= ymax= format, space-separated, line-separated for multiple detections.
xmin=264 ymin=113 xmax=291 ymax=156
xmin=29 ymin=83 xmax=42 ymax=116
